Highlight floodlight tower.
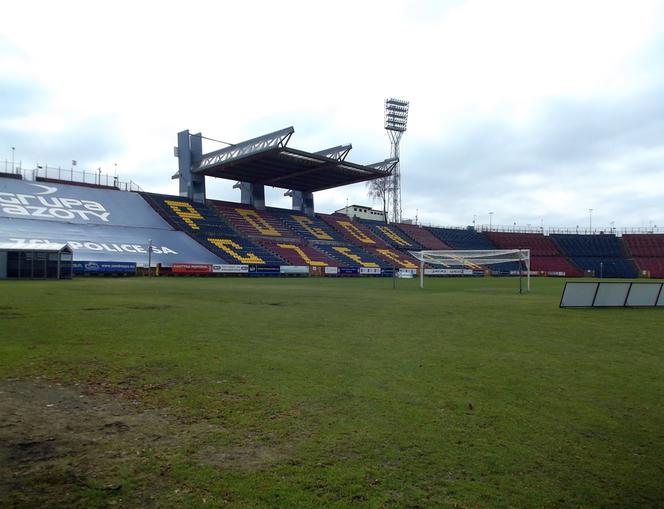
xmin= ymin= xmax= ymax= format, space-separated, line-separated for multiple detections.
xmin=384 ymin=98 xmax=409 ymax=223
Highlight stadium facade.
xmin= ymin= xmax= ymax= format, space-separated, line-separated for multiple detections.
xmin=1 ymin=128 xmax=662 ymax=278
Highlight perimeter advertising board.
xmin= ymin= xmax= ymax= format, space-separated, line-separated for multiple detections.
xmin=359 ymin=267 xmax=381 ymax=275
xmin=248 ymin=266 xmax=280 ymax=276
xmin=212 ymin=264 xmax=249 ymax=273
xmin=171 ymin=263 xmax=212 ymax=274
xmin=280 ymin=266 xmax=309 ymax=274
xmin=73 ymin=261 xmax=137 ymax=274
xmin=424 ymin=268 xmax=473 ymax=275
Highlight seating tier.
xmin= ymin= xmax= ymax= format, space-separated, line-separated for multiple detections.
xmin=267 ymin=208 xmax=344 ymax=242
xmin=366 ymin=247 xmax=420 ymax=269
xmin=568 ymin=256 xmax=638 ymax=278
xmin=260 ymin=241 xmax=339 ymax=267
xmin=359 ymin=221 xmax=423 ymax=250
xmin=314 ymin=244 xmax=387 ymax=268
xmin=623 ymin=234 xmax=664 ymax=257
xmin=209 ymin=200 xmax=297 ymax=239
xmin=632 ymin=257 xmax=664 ymax=278
xmin=318 ymin=214 xmax=388 ymax=248
xmin=487 ymin=232 xmax=582 ymax=275
xmin=530 ymin=256 xmax=583 ymax=276
xmin=394 ymin=223 xmax=451 ymax=250
xmin=142 ymin=193 xmax=284 ymax=265
xmin=551 ymin=234 xmax=624 ymax=257
xmin=551 ymin=234 xmax=636 ymax=278
xmin=428 ymin=227 xmax=496 ymax=250
xmin=487 ymin=232 xmax=560 ymax=256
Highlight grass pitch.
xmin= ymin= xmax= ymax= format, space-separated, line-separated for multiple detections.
xmin=1 ymin=276 xmax=663 ymax=508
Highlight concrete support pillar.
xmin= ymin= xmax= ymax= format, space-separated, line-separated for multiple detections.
xmin=177 ymin=130 xmax=206 ymax=203
xmin=291 ymin=191 xmax=314 ymax=217
xmin=238 ymin=182 xmax=265 ymax=210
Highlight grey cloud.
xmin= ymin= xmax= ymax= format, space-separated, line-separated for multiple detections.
xmin=401 ymin=86 xmax=664 ymax=226
xmin=0 ymin=77 xmax=48 ymax=118
xmin=0 ymin=117 xmax=124 ymax=168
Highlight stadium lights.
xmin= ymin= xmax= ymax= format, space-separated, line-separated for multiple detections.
xmin=383 ymin=98 xmax=410 ymax=223
xmin=384 ymin=98 xmax=410 ymax=132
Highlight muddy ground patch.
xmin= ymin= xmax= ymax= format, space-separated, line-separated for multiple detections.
xmin=0 ymin=379 xmax=294 ymax=508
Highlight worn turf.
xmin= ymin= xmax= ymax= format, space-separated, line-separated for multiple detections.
xmin=1 ymin=277 xmax=663 ymax=508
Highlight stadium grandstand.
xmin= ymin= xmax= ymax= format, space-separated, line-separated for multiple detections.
xmin=2 ymin=126 xmax=663 ymax=278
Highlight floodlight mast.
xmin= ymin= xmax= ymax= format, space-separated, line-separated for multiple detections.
xmin=384 ymin=98 xmax=409 ymax=224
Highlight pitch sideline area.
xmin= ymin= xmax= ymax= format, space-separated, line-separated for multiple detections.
xmin=1 ymin=277 xmax=663 ymax=508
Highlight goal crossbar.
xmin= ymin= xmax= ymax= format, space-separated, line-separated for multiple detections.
xmin=408 ymin=249 xmax=531 ymax=291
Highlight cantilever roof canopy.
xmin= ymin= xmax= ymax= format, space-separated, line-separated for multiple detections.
xmin=188 ymin=127 xmax=397 ymax=193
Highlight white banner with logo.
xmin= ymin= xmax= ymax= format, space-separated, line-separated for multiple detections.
xmin=359 ymin=267 xmax=381 ymax=275
xmin=324 ymin=266 xmax=339 ymax=275
xmin=508 ymin=270 xmax=538 ymax=276
xmin=398 ymin=268 xmax=417 ymax=276
xmin=0 ymin=178 xmax=165 ymax=227
xmin=212 ymin=264 xmax=249 ymax=273
xmin=280 ymin=265 xmax=308 ymax=274
xmin=424 ymin=268 xmax=474 ymax=275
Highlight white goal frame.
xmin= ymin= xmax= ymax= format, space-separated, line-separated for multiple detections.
xmin=409 ymin=249 xmax=531 ymax=291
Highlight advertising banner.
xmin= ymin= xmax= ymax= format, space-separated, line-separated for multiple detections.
xmin=171 ymin=263 xmax=211 ymax=274
xmin=339 ymin=267 xmax=359 ymax=275
xmin=0 ymin=178 xmax=167 ymax=227
xmin=212 ymin=264 xmax=249 ymax=273
xmin=324 ymin=266 xmax=339 ymax=275
xmin=248 ymin=266 xmax=280 ymax=276
xmin=424 ymin=268 xmax=473 ymax=275
xmin=359 ymin=267 xmax=381 ymax=275
xmin=280 ymin=266 xmax=309 ymax=274
xmin=0 ymin=218 xmax=221 ymax=265
xmin=73 ymin=261 xmax=137 ymax=273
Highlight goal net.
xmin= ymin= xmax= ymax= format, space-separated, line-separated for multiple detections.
xmin=408 ymin=249 xmax=531 ymax=290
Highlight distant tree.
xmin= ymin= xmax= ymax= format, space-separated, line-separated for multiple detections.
xmin=366 ymin=177 xmax=391 ymax=222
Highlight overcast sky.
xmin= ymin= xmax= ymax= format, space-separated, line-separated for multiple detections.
xmin=2 ymin=0 xmax=663 ymax=230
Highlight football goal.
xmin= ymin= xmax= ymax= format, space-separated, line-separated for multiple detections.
xmin=408 ymin=249 xmax=531 ymax=291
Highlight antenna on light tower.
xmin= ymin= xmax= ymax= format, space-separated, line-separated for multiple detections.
xmin=384 ymin=98 xmax=409 ymax=223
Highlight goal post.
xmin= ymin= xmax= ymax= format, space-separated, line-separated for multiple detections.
xmin=409 ymin=249 xmax=531 ymax=291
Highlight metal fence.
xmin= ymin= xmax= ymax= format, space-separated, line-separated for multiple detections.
xmin=1 ymin=161 xmax=142 ymax=192
xmin=409 ymin=222 xmax=663 ymax=237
